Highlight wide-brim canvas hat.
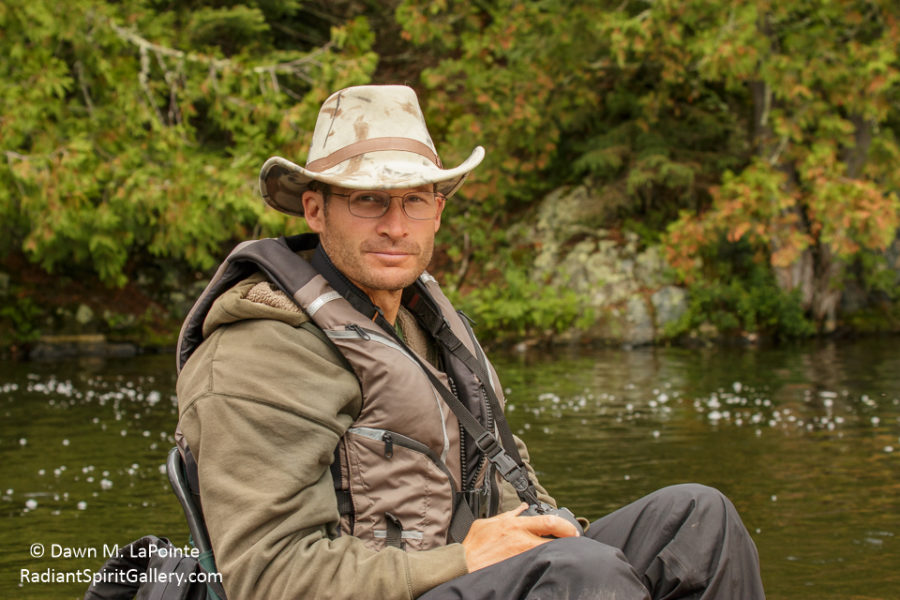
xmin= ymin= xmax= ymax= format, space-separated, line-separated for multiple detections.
xmin=259 ymin=85 xmax=485 ymax=217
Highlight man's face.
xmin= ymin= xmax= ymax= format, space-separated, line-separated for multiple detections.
xmin=302 ymin=185 xmax=445 ymax=299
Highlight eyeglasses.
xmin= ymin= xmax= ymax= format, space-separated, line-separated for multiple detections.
xmin=329 ymin=190 xmax=443 ymax=220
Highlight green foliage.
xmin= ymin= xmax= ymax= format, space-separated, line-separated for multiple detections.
xmin=1 ymin=0 xmax=377 ymax=287
xmin=661 ymin=0 xmax=900 ymax=323
xmin=394 ymin=1 xmax=900 ymax=336
xmin=666 ymin=240 xmax=816 ymax=341
xmin=448 ymin=265 xmax=594 ymax=344
xmin=2 ymin=0 xmax=900 ymax=344
xmin=187 ymin=6 xmax=270 ymax=53
xmin=856 ymin=251 xmax=900 ymax=298
xmin=0 ymin=288 xmax=43 ymax=343
xmin=397 ymin=0 xmax=609 ymax=203
xmin=839 ymin=249 xmax=900 ymax=332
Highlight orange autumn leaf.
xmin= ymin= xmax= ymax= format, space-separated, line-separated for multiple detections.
xmin=728 ymin=221 xmax=752 ymax=243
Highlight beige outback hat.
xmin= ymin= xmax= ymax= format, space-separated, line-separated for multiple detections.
xmin=259 ymin=85 xmax=485 ymax=216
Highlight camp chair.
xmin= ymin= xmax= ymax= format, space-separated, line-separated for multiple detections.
xmin=166 ymin=447 xmax=225 ymax=600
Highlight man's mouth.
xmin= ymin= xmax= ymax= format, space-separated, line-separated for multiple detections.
xmin=368 ymin=250 xmax=413 ymax=265
xmin=362 ymin=243 xmax=419 ymax=259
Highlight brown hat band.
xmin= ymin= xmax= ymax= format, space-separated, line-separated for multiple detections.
xmin=305 ymin=137 xmax=442 ymax=173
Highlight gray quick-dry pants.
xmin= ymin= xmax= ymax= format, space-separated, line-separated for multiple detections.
xmin=418 ymin=484 xmax=765 ymax=600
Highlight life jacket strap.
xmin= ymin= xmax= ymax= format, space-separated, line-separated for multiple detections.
xmin=384 ymin=513 xmax=405 ymax=549
xmin=404 ymin=282 xmax=541 ymax=506
xmin=335 ymin=490 xmax=353 ymax=516
xmin=449 ymin=494 xmax=476 ymax=543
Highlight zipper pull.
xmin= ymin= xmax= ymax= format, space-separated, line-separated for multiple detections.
xmin=383 ymin=432 xmax=394 ymax=458
xmin=346 ymin=324 xmax=371 ymax=340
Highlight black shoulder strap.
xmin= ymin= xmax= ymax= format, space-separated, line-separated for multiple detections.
xmin=404 ymin=281 xmax=539 ymax=502
xmin=310 ymin=244 xmax=387 ymax=324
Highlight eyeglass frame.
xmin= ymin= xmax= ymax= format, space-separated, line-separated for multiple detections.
xmin=324 ymin=188 xmax=445 ymax=221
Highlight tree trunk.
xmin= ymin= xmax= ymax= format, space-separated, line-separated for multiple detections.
xmin=773 ymin=244 xmax=842 ymax=332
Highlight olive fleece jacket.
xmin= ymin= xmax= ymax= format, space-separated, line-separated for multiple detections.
xmin=176 ymin=273 xmax=557 ymax=599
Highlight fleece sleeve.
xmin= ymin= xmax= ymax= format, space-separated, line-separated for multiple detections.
xmin=176 ymin=318 xmax=468 ymax=600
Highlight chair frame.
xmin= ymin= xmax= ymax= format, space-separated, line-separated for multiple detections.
xmin=166 ymin=447 xmax=215 ymax=560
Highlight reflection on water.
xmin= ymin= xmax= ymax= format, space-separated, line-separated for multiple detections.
xmin=1 ymin=339 xmax=898 ymax=599
xmin=495 ymin=339 xmax=900 ymax=599
xmin=0 ymin=356 xmax=186 ymax=599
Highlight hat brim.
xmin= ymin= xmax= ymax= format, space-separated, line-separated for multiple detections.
xmin=259 ymin=146 xmax=485 ymax=217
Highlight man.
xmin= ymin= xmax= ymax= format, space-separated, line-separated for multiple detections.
xmin=175 ymin=85 xmax=765 ymax=599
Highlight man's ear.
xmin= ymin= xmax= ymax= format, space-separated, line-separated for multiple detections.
xmin=302 ymin=190 xmax=325 ymax=232
xmin=433 ymin=194 xmax=445 ymax=233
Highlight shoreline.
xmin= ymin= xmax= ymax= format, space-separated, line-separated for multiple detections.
xmin=5 ymin=328 xmax=897 ymax=363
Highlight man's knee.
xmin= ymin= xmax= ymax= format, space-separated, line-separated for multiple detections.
xmin=652 ymin=483 xmax=735 ymax=521
xmin=541 ymin=537 xmax=627 ymax=571
xmin=533 ymin=537 xmax=648 ymax=597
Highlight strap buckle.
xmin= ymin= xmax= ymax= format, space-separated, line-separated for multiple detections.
xmin=436 ymin=318 xmax=462 ymax=352
xmin=475 ymin=433 xmax=531 ymax=493
xmin=475 ymin=431 xmax=500 ymax=455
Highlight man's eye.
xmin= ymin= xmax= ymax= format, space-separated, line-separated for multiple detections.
xmin=405 ymin=194 xmax=428 ymax=204
xmin=355 ymin=194 xmax=384 ymax=205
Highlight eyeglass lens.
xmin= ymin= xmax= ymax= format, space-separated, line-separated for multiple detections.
xmin=347 ymin=191 xmax=438 ymax=220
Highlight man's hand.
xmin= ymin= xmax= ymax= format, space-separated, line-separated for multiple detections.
xmin=461 ymin=503 xmax=580 ymax=572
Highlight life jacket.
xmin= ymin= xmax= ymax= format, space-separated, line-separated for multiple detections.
xmin=176 ymin=234 xmax=538 ymax=552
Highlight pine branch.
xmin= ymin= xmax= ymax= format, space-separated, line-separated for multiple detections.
xmin=108 ymin=19 xmax=333 ymax=122
xmin=74 ymin=61 xmax=95 ymax=117
xmin=109 ymin=21 xmax=230 ymax=70
xmin=108 ymin=19 xmax=333 ymax=79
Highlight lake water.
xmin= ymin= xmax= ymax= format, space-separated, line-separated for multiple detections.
xmin=1 ymin=337 xmax=898 ymax=598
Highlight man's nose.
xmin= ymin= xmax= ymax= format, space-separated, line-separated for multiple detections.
xmin=375 ymin=198 xmax=409 ymax=237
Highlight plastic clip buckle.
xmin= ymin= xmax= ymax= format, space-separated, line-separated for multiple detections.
xmin=476 ymin=433 xmax=528 ymax=489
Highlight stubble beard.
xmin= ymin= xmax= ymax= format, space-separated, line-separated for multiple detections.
xmin=319 ymin=229 xmax=433 ymax=294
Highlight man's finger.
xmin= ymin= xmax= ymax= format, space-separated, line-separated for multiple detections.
xmin=518 ymin=514 xmax=580 ymax=538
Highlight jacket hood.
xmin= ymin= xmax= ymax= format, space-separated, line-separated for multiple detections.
xmin=201 ymin=272 xmax=310 ymax=339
